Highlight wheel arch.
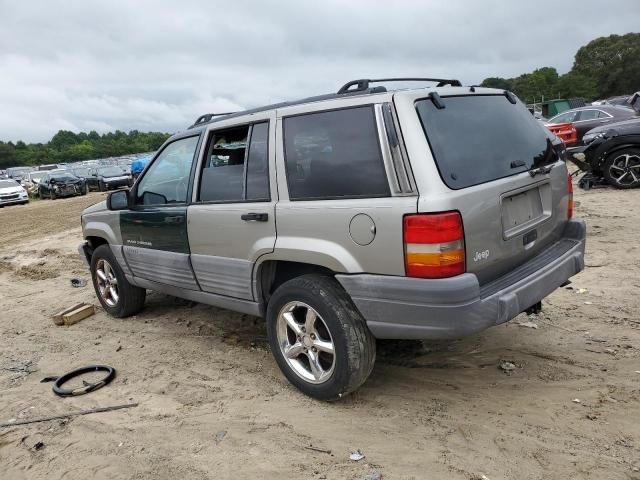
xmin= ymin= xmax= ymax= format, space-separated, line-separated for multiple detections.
xmin=593 ymin=137 xmax=640 ymax=168
xmin=254 ymin=259 xmax=336 ymax=306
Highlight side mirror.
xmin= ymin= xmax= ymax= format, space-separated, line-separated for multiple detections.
xmin=107 ymin=189 xmax=130 ymax=211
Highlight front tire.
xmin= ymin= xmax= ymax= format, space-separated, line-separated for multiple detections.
xmin=90 ymin=244 xmax=146 ymax=318
xmin=266 ymin=274 xmax=376 ymax=401
xmin=603 ymin=148 xmax=640 ymax=189
xmin=98 ymin=180 xmax=105 ymax=192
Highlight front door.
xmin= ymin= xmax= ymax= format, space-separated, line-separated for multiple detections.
xmin=187 ymin=118 xmax=277 ymax=300
xmin=121 ymin=134 xmax=201 ymax=290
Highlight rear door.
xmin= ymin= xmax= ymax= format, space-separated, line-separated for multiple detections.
xmin=397 ymin=91 xmax=570 ymax=285
xmin=273 ymin=98 xmax=417 ymax=277
xmin=187 ymin=113 xmax=277 ymax=300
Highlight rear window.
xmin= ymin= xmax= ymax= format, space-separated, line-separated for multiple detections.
xmin=416 ymin=95 xmax=557 ymax=189
xmin=283 ymin=106 xmax=390 ymax=200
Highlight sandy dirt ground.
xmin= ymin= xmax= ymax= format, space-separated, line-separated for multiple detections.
xmin=0 ymin=187 xmax=639 ymax=480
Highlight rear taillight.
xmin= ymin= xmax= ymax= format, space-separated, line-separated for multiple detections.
xmin=403 ymin=212 xmax=465 ymax=279
xmin=567 ymin=174 xmax=574 ymax=219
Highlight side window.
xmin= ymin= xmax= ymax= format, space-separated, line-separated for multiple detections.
xmin=578 ymin=110 xmax=599 ymax=121
xmin=246 ymin=122 xmax=270 ymax=201
xmin=551 ymin=111 xmax=578 ymax=123
xmin=597 ymin=110 xmax=612 ymax=119
xmin=198 ymin=122 xmax=270 ymax=203
xmin=136 ymin=135 xmax=199 ymax=205
xmin=283 ymin=106 xmax=390 ymax=200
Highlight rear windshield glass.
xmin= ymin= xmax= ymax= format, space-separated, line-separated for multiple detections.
xmin=416 ymin=95 xmax=557 ymax=189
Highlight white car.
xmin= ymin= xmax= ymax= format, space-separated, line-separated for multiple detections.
xmin=0 ymin=179 xmax=29 ymax=207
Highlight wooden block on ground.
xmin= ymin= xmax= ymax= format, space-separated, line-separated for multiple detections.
xmin=52 ymin=302 xmax=87 ymax=325
xmin=60 ymin=304 xmax=96 ymax=326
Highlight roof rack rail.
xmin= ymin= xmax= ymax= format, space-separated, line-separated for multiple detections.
xmin=190 ymin=112 xmax=236 ymax=128
xmin=337 ymin=77 xmax=462 ymax=94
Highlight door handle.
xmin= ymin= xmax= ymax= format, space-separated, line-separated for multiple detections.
xmin=241 ymin=212 xmax=268 ymax=222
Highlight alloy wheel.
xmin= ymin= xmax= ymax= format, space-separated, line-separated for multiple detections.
xmin=609 ymin=153 xmax=640 ymax=186
xmin=276 ymin=301 xmax=336 ymax=384
xmin=95 ymin=259 xmax=119 ymax=307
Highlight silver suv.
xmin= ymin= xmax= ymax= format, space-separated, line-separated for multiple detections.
xmin=79 ymin=78 xmax=586 ymax=400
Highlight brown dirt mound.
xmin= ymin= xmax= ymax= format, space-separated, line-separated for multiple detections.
xmin=15 ymin=263 xmax=60 ymax=280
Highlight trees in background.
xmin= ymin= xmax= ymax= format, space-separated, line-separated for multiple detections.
xmin=0 ymin=130 xmax=170 ymax=169
xmin=481 ymin=33 xmax=638 ymax=104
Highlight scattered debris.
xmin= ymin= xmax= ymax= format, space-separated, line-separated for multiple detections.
xmin=2 ymin=360 xmax=37 ymax=379
xmin=635 ymin=371 xmax=640 ymax=374
xmin=572 ymin=398 xmax=581 ymax=404
xmin=584 ymin=301 xmax=593 ymax=305
xmin=499 ymin=361 xmax=516 ymax=373
xmin=364 ymin=472 xmax=383 ymax=480
xmin=518 ymin=321 xmax=538 ymax=329
xmin=0 ymin=403 xmax=138 ymax=428
xmin=576 ymin=288 xmax=588 ymax=294
xmin=304 ymin=444 xmax=331 ymax=455
xmin=604 ymin=348 xmax=617 ymax=355
xmin=215 ymin=430 xmax=227 ymax=445
xmin=52 ymin=365 xmax=115 ymax=397
xmin=350 ymin=449 xmax=365 ymax=461
xmin=33 ymin=441 xmax=45 ymax=451
xmin=70 ymin=277 xmax=87 ymax=288
xmin=586 ymin=414 xmax=598 ymax=420
xmin=116 ymin=345 xmax=122 ymax=352
xmin=52 ymin=303 xmax=95 ymax=326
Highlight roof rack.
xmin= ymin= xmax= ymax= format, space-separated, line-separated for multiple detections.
xmin=337 ymin=77 xmax=462 ymax=95
xmin=190 ymin=112 xmax=236 ymax=128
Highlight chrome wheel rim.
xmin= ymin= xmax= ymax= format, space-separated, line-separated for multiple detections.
xmin=609 ymin=153 xmax=640 ymax=186
xmin=95 ymin=259 xmax=119 ymax=307
xmin=276 ymin=301 xmax=336 ymax=384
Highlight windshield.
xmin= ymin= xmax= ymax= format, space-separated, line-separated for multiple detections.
xmin=50 ymin=172 xmax=78 ymax=181
xmin=72 ymin=168 xmax=92 ymax=177
xmin=98 ymin=167 xmax=124 ymax=177
xmin=416 ymin=95 xmax=558 ymax=189
xmin=30 ymin=172 xmax=47 ymax=181
xmin=0 ymin=180 xmax=19 ymax=188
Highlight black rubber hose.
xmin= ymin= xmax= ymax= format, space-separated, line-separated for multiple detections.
xmin=52 ymin=365 xmax=116 ymax=397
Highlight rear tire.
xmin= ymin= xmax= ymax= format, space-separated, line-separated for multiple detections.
xmin=266 ymin=274 xmax=376 ymax=401
xmin=603 ymin=148 xmax=640 ymax=189
xmin=90 ymin=244 xmax=146 ymax=318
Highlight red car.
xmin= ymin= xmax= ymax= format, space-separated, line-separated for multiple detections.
xmin=545 ymin=122 xmax=578 ymax=146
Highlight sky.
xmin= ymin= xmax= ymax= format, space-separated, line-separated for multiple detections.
xmin=1 ymin=0 xmax=639 ymax=143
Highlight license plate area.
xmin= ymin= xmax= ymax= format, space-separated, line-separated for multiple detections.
xmin=501 ymin=182 xmax=552 ymax=240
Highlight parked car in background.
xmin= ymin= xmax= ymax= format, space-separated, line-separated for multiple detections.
xmin=38 ymin=164 xmax=62 ymax=171
xmin=545 ymin=122 xmax=577 ymax=145
xmin=70 ymin=166 xmax=95 ymax=188
xmin=93 ymin=166 xmax=133 ymax=191
xmin=6 ymin=166 xmax=33 ymax=186
xmin=0 ymin=179 xmax=29 ymax=206
xmin=547 ymin=105 xmax=638 ymax=146
xmin=24 ymin=171 xmax=48 ymax=197
xmin=79 ymin=78 xmax=585 ymax=400
xmin=571 ymin=116 xmax=640 ymax=189
xmin=38 ymin=170 xmax=88 ymax=199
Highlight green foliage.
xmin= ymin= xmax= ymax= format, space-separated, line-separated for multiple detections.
xmin=481 ymin=32 xmax=638 ymax=104
xmin=0 ymin=130 xmax=170 ymax=169
xmin=573 ymin=33 xmax=640 ymax=98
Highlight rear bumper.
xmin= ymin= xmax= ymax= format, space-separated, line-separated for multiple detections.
xmin=336 ymin=219 xmax=586 ymax=340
